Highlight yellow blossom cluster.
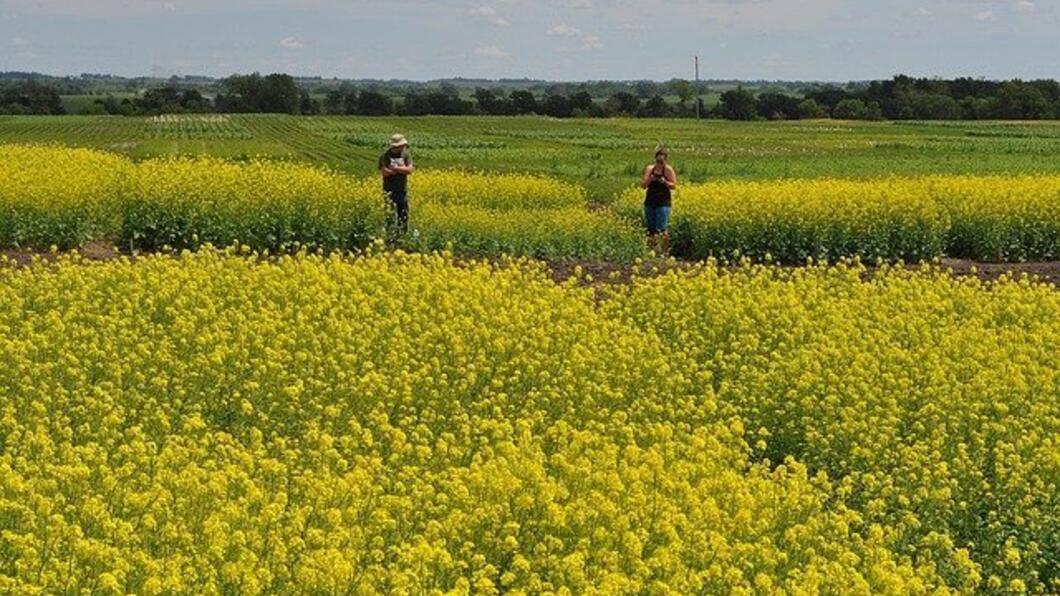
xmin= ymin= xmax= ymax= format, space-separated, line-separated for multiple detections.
xmin=617 ymin=175 xmax=1060 ymax=262
xmin=606 ymin=261 xmax=1059 ymax=593
xmin=124 ymin=157 xmax=387 ymax=252
xmin=407 ymin=171 xmax=645 ymax=261
xmin=0 ymin=250 xmax=996 ymax=594
xmin=0 ymin=144 xmax=133 ymax=249
xmin=0 ymin=145 xmax=643 ymax=260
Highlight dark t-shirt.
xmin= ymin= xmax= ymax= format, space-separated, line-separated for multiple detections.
xmin=379 ymin=148 xmax=412 ymax=193
xmin=644 ymin=165 xmax=672 ymax=207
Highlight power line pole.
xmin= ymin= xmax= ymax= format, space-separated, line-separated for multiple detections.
xmin=691 ymin=56 xmax=699 ymax=118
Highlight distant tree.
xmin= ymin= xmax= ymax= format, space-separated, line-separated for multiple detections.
xmin=474 ymin=88 xmax=513 ymax=115
xmin=605 ymin=92 xmax=641 ymax=116
xmin=401 ymin=90 xmax=471 ymax=115
xmin=718 ymin=87 xmax=756 ymax=120
xmin=509 ymin=90 xmax=538 ymax=115
xmin=96 ymin=95 xmax=132 ymax=116
xmin=913 ymin=94 xmax=961 ymax=120
xmin=797 ymin=98 xmax=828 ymax=119
xmin=670 ymin=79 xmax=694 ymax=106
xmin=803 ymin=85 xmax=851 ymax=111
xmin=756 ymin=92 xmax=800 ymax=120
xmin=542 ymin=93 xmax=573 ymax=118
xmin=357 ymin=90 xmax=394 ymax=116
xmin=633 ymin=81 xmax=656 ymax=99
xmin=215 ymin=73 xmax=300 ymax=114
xmin=638 ymin=95 xmax=670 ymax=118
xmin=259 ymin=73 xmax=301 ymax=114
xmin=833 ymin=98 xmax=869 ymax=120
xmin=568 ymin=90 xmax=594 ymax=113
xmin=0 ymin=81 xmax=65 ymax=115
xmin=299 ymin=91 xmax=320 ymax=115
xmin=993 ymin=81 xmax=1053 ymax=119
xmin=864 ymin=101 xmax=884 ymax=121
xmin=323 ymin=89 xmax=346 ymax=114
xmin=401 ymin=92 xmax=431 ymax=116
xmin=95 ymin=85 xmax=209 ymax=115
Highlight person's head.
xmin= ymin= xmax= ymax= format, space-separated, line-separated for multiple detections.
xmin=654 ymin=145 xmax=668 ymax=164
xmin=389 ymin=133 xmax=409 ymax=152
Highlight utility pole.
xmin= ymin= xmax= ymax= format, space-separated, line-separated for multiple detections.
xmin=694 ymin=55 xmax=701 ymax=119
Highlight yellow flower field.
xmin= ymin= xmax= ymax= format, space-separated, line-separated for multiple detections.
xmin=0 ymin=145 xmax=133 ymax=249
xmin=1 ymin=251 xmax=1056 ymax=593
xmin=616 ymin=175 xmax=1060 ymax=262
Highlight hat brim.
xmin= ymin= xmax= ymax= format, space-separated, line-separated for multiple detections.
xmin=390 ymin=141 xmax=408 ymax=148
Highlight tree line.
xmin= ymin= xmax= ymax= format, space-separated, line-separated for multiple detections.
xmin=717 ymin=76 xmax=1060 ymax=121
xmin=5 ymin=73 xmax=1060 ymax=121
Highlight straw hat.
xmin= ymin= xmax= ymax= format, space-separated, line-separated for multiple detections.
xmin=390 ymin=134 xmax=409 ymax=148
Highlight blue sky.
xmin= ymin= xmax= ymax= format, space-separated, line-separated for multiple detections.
xmin=1 ymin=0 xmax=1057 ymax=81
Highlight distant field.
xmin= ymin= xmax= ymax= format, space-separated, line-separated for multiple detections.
xmin=4 ymin=114 xmax=1060 ymax=202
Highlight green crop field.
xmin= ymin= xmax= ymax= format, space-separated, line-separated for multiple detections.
xmin=4 ymin=115 xmax=1060 ymax=203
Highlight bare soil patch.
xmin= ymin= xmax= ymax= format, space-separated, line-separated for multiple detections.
xmin=3 ymin=245 xmax=1057 ymax=288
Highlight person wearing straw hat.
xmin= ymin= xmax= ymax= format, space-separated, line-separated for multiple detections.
xmin=379 ymin=133 xmax=415 ymax=234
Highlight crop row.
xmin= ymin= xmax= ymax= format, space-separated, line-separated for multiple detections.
xmin=617 ymin=176 xmax=1060 ymax=262
xmin=1 ymin=251 xmax=1056 ymax=593
xmin=0 ymin=145 xmax=643 ymax=261
xmin=5 ymin=144 xmax=1060 ymax=263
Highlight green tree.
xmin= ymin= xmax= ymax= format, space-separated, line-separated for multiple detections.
xmin=718 ymin=87 xmax=756 ymax=121
xmin=798 ymin=98 xmax=828 ymax=119
xmin=833 ymin=98 xmax=869 ymax=120
xmin=670 ymin=79 xmax=694 ymax=106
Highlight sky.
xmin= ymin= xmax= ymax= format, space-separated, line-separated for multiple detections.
xmin=0 ymin=0 xmax=1057 ymax=81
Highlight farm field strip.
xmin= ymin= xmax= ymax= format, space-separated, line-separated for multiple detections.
xmin=1 ymin=252 xmax=1056 ymax=593
xmin=4 ymin=144 xmax=1060 ymax=263
xmin=617 ymin=176 xmax=1060 ymax=262
xmin=0 ymin=145 xmax=644 ymax=261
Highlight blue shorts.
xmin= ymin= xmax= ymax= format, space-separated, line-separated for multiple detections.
xmin=645 ymin=205 xmax=671 ymax=234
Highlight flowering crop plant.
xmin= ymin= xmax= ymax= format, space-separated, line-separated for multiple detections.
xmin=0 ymin=145 xmax=133 ymax=249
xmin=1 ymin=249 xmax=1057 ymax=593
xmin=617 ymin=175 xmax=1060 ymax=263
xmin=407 ymin=170 xmax=646 ymax=261
xmin=0 ymin=145 xmax=644 ymax=261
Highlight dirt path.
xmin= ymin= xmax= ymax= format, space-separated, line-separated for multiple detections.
xmin=546 ymin=257 xmax=1060 ymax=286
xmin=4 ymin=243 xmax=1057 ymax=288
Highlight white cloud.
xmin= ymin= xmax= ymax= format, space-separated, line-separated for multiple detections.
xmin=468 ymin=6 xmax=509 ymax=27
xmin=912 ymin=7 xmax=931 ymax=17
xmin=280 ymin=36 xmax=305 ymax=49
xmin=1016 ymin=1 xmax=1035 ymax=14
xmin=474 ymin=45 xmax=510 ymax=58
xmin=11 ymin=36 xmax=29 ymax=46
xmin=973 ymin=10 xmax=996 ymax=22
xmin=547 ymin=23 xmax=582 ymax=37
xmin=581 ymin=35 xmax=602 ymax=50
xmin=163 ymin=2 xmax=177 ymax=11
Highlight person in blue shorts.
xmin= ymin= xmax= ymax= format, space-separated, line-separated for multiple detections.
xmin=641 ymin=145 xmax=677 ymax=255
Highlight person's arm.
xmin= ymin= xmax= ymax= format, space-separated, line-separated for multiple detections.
xmin=640 ymin=165 xmax=654 ymax=189
xmin=391 ymin=151 xmax=415 ymax=175
xmin=379 ymin=154 xmax=395 ymax=177
xmin=664 ymin=165 xmax=678 ymax=190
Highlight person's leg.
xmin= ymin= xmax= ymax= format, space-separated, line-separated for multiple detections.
xmin=645 ymin=206 xmax=658 ymax=253
xmin=391 ymin=191 xmax=409 ymax=235
xmin=658 ymin=206 xmax=671 ymax=255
